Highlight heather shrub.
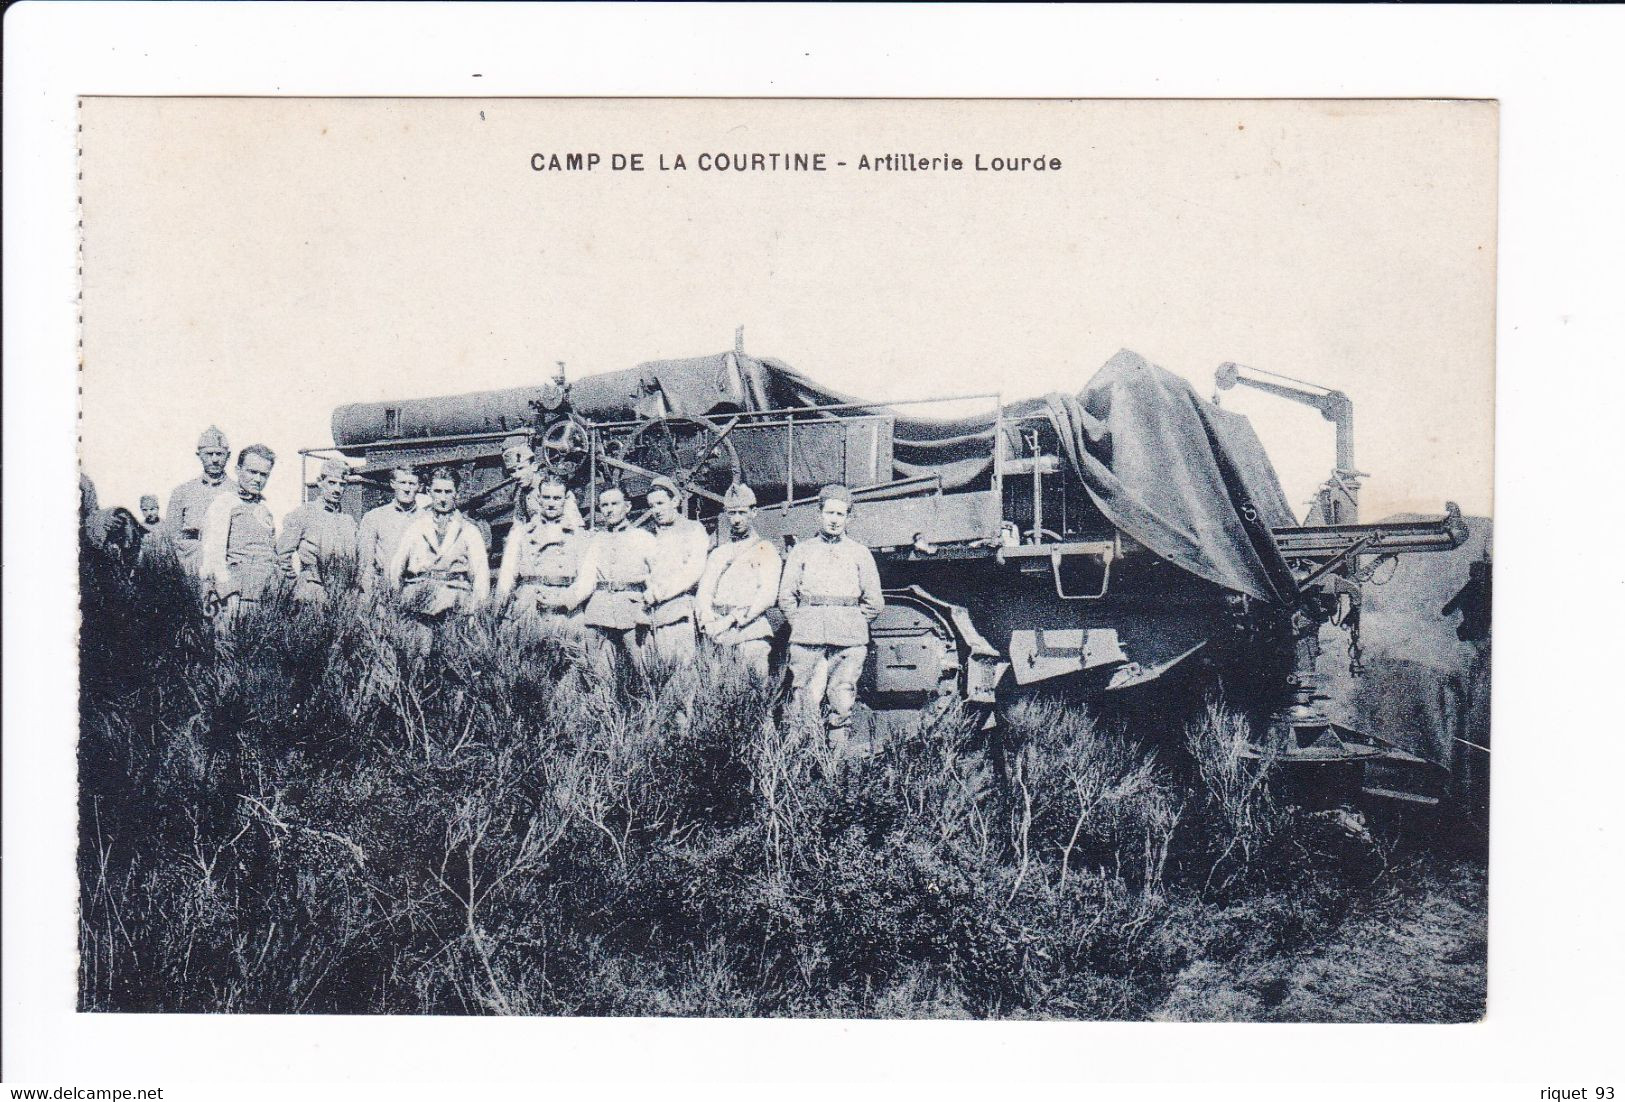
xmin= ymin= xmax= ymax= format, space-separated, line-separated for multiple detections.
xmin=76 ymin=552 xmax=1475 ymax=1018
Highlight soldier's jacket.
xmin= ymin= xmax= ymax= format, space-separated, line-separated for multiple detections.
xmin=698 ymin=531 xmax=782 ymax=643
xmin=165 ymin=475 xmax=239 ymax=573
xmin=645 ymin=516 xmax=710 ymax=626
xmin=278 ymin=500 xmax=359 ymax=595
xmin=583 ymin=524 xmax=657 ymax=630
xmin=200 ymin=492 xmax=280 ymax=601
xmin=497 ymin=515 xmax=597 ymax=613
xmin=390 ymin=511 xmax=490 ymax=613
xmin=356 ymin=502 xmax=421 ymax=595
xmin=777 ymin=533 xmax=885 ymax=647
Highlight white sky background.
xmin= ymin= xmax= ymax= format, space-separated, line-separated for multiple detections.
xmin=79 ymin=98 xmax=1495 ymax=524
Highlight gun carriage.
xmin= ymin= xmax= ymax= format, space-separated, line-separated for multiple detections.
xmin=307 ymin=335 xmax=1467 ymax=804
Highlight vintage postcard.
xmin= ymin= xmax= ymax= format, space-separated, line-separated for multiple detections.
xmin=75 ymin=97 xmax=1494 ymax=1021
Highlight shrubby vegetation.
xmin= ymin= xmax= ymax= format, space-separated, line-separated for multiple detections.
xmin=78 ymin=551 xmax=1485 ymax=1019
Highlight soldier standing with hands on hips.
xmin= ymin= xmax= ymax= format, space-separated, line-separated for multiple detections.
xmin=778 ymin=484 xmax=884 ymax=743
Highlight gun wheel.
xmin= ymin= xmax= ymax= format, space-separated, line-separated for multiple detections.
xmin=622 ymin=417 xmax=741 ymax=509
xmin=537 ymin=417 xmax=592 ymax=480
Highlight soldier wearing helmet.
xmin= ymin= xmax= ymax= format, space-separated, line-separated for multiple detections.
xmin=164 ymin=425 xmax=239 ymax=575
xmin=278 ymin=457 xmax=360 ymax=604
xmin=697 ymin=482 xmax=782 ymax=680
xmin=640 ymin=475 xmax=710 ymax=659
xmin=778 ymin=484 xmax=884 ymax=742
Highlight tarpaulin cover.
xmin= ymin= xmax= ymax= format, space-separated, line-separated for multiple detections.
xmin=332 ymin=347 xmax=1300 ymax=603
xmin=738 ymin=347 xmax=1301 ymax=604
xmin=1039 ymin=349 xmax=1300 ymax=605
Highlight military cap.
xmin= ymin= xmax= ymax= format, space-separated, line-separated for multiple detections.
xmin=501 ymin=433 xmax=531 ymax=454
xmin=197 ymin=425 xmax=229 ymax=451
xmin=139 ymin=494 xmax=159 ymax=511
xmin=818 ymin=484 xmax=854 ymax=507
xmin=320 ymin=457 xmax=350 ymax=481
xmin=647 ymin=475 xmax=682 ymax=500
xmin=723 ymin=483 xmax=757 ymax=508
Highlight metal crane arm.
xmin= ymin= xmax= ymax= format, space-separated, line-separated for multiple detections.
xmin=1215 ymin=362 xmax=1356 ymax=473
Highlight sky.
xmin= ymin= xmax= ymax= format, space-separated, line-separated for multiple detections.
xmin=79 ymin=98 xmax=1496 ymax=524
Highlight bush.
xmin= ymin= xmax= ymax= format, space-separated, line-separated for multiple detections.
xmin=76 ymin=552 xmax=1481 ymax=1019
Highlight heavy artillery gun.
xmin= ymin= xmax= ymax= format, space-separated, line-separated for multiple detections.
xmin=309 ymin=336 xmax=1468 ymax=805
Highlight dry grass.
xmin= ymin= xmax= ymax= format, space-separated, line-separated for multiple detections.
xmin=77 ymin=552 xmax=1487 ymax=1019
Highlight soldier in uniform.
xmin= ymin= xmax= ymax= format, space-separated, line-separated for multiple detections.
xmin=165 ymin=426 xmax=239 ymax=576
xmin=582 ymin=485 xmax=657 ymax=657
xmin=501 ymin=435 xmax=541 ymax=527
xmin=135 ymin=494 xmax=168 ymax=567
xmin=778 ymin=484 xmax=884 ymax=740
xmin=504 ymin=433 xmax=584 ymax=530
xmin=697 ymin=483 xmax=782 ymax=680
xmin=199 ymin=444 xmax=281 ymax=627
xmin=356 ymin=467 xmax=421 ymax=598
xmin=389 ymin=467 xmax=490 ymax=641
xmin=641 ymin=475 xmax=709 ymax=659
xmin=278 ymin=458 xmax=360 ymax=605
xmin=495 ymin=475 xmax=597 ymax=637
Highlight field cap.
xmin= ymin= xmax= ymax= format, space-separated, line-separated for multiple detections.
xmin=197 ymin=425 xmax=229 ymax=451
xmin=819 ymin=484 xmax=853 ymax=508
xmin=139 ymin=494 xmax=159 ymax=511
xmin=320 ymin=457 xmax=350 ymax=481
xmin=648 ymin=475 xmax=681 ymax=500
xmin=723 ymin=483 xmax=757 ymax=508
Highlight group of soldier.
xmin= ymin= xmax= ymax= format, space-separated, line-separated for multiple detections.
xmin=111 ymin=424 xmax=887 ymax=737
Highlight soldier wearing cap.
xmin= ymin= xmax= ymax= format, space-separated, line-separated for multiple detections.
xmin=139 ymin=495 xmax=162 ymax=530
xmin=165 ymin=426 xmax=239 ymax=575
xmin=278 ymin=458 xmax=360 ymax=604
xmin=199 ymin=444 xmax=282 ymax=625
xmin=495 ymin=474 xmax=598 ymax=636
xmin=504 ymin=433 xmax=584 ymax=531
xmin=501 ymin=435 xmax=541 ymax=527
xmin=389 ymin=466 xmax=490 ymax=628
xmin=641 ymin=475 xmax=710 ymax=659
xmin=356 ymin=466 xmax=421 ymax=598
xmin=778 ymin=484 xmax=884 ymax=739
xmin=581 ymin=484 xmax=658 ymax=654
xmin=697 ymin=483 xmax=782 ymax=680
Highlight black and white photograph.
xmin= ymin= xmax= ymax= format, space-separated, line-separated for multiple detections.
xmin=13 ymin=7 xmax=1625 ymax=1089
xmin=70 ymin=96 xmax=1495 ymax=1022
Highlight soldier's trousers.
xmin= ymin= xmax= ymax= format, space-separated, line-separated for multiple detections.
xmin=704 ymin=637 xmax=772 ymax=681
xmin=787 ymin=642 xmax=867 ymax=731
xmin=649 ymin=616 xmax=697 ymax=661
xmin=589 ymin=624 xmax=650 ymax=676
xmin=731 ymin=639 xmax=772 ymax=681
